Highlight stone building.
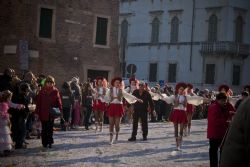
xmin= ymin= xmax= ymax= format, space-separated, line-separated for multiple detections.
xmin=119 ymin=0 xmax=250 ymax=91
xmin=0 ymin=0 xmax=120 ymax=84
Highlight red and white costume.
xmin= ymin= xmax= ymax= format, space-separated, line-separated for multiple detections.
xmin=186 ymin=83 xmax=194 ymax=114
xmin=93 ymin=87 xmax=106 ymax=112
xmin=107 ymin=87 xmax=124 ymax=117
xmin=169 ymin=94 xmax=188 ymax=124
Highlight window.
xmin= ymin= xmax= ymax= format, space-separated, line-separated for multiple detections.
xmin=39 ymin=8 xmax=53 ymax=38
xmin=235 ymin=16 xmax=244 ymax=43
xmin=149 ymin=63 xmax=158 ymax=82
xmin=232 ymin=65 xmax=241 ymax=85
xmin=208 ymin=14 xmax=218 ymax=42
xmin=95 ymin=17 xmax=109 ymax=45
xmin=170 ymin=16 xmax=179 ymax=43
xmin=205 ymin=64 xmax=215 ymax=84
xmin=151 ymin=17 xmax=160 ymax=44
xmin=168 ymin=63 xmax=177 ymax=83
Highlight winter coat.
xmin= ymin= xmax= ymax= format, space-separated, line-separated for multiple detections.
xmin=60 ymin=89 xmax=73 ymax=108
xmin=36 ymin=86 xmax=62 ymax=121
xmin=207 ymin=101 xmax=233 ymax=139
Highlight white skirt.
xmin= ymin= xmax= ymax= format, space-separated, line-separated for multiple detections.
xmin=0 ymin=118 xmax=13 ymax=152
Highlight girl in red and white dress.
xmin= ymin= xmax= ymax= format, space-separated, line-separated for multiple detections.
xmin=161 ymin=83 xmax=206 ymax=151
xmin=185 ymin=83 xmax=195 ymax=136
xmin=124 ymin=77 xmax=139 ymax=124
xmin=169 ymin=82 xmax=188 ymax=150
xmin=107 ymin=77 xmax=124 ymax=144
xmin=93 ymin=77 xmax=107 ymax=132
xmin=106 ymin=77 xmax=140 ymax=145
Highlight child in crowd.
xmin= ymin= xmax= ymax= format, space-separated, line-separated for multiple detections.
xmin=0 ymin=90 xmax=24 ymax=156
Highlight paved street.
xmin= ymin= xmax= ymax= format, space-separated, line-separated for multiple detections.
xmin=1 ymin=120 xmax=209 ymax=167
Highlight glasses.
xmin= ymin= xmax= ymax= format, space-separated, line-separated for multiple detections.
xmin=46 ymin=81 xmax=53 ymax=84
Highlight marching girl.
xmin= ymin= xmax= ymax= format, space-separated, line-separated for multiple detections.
xmin=169 ymin=83 xmax=188 ymax=150
xmin=106 ymin=77 xmax=140 ymax=145
xmin=161 ymin=83 xmax=205 ymax=151
xmin=185 ymin=83 xmax=195 ymax=136
xmin=124 ymin=77 xmax=139 ymax=124
xmin=93 ymin=77 xmax=107 ymax=132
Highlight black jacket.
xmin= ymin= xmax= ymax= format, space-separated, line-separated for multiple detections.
xmin=132 ymin=89 xmax=154 ymax=112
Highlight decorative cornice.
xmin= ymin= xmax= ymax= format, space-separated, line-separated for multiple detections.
xmin=120 ymin=0 xmax=137 ymax=3
xmin=205 ymin=6 xmax=222 ymax=13
xmin=120 ymin=12 xmax=134 ymax=17
xmin=168 ymin=9 xmax=183 ymax=14
xmin=149 ymin=10 xmax=164 ymax=15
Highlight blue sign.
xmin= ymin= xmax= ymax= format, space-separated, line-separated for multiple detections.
xmin=159 ymin=80 xmax=165 ymax=87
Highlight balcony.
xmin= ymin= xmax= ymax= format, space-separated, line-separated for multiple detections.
xmin=201 ymin=42 xmax=250 ymax=57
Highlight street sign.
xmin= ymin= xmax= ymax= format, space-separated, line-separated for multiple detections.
xmin=127 ymin=64 xmax=137 ymax=74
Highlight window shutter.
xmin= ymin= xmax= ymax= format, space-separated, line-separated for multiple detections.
xmin=205 ymin=64 xmax=215 ymax=84
xmin=168 ymin=63 xmax=177 ymax=83
xmin=232 ymin=65 xmax=240 ymax=85
xmin=39 ymin=8 xmax=53 ymax=38
xmin=95 ymin=17 xmax=108 ymax=45
xmin=149 ymin=63 xmax=157 ymax=82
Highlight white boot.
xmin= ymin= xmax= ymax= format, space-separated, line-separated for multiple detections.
xmin=109 ymin=133 xmax=114 ymax=145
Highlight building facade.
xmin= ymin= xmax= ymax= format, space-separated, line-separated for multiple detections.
xmin=0 ymin=0 xmax=120 ymax=84
xmin=119 ymin=0 xmax=250 ymax=91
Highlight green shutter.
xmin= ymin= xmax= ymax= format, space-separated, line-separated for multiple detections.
xmin=95 ymin=17 xmax=108 ymax=45
xmin=39 ymin=8 xmax=53 ymax=38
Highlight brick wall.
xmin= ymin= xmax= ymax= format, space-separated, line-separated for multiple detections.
xmin=0 ymin=0 xmax=120 ymax=86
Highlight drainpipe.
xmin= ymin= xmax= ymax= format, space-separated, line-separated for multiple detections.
xmin=189 ymin=0 xmax=195 ymax=71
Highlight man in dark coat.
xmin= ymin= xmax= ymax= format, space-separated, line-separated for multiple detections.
xmin=9 ymin=83 xmax=31 ymax=149
xmin=128 ymin=81 xmax=154 ymax=141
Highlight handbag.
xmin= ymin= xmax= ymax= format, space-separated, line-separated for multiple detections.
xmin=50 ymin=107 xmax=61 ymax=118
xmin=49 ymin=91 xmax=61 ymax=118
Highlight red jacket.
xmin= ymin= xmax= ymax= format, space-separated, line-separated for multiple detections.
xmin=36 ymin=86 xmax=62 ymax=121
xmin=207 ymin=101 xmax=234 ymax=139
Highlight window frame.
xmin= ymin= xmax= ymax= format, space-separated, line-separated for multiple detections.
xmin=149 ymin=63 xmax=158 ymax=82
xmin=205 ymin=64 xmax=216 ymax=84
xmin=170 ymin=16 xmax=179 ymax=43
xmin=232 ymin=64 xmax=241 ymax=86
xmin=37 ymin=5 xmax=56 ymax=42
xmin=207 ymin=14 xmax=218 ymax=42
xmin=235 ymin=15 xmax=244 ymax=43
xmin=93 ymin=14 xmax=111 ymax=48
xmin=168 ymin=63 xmax=177 ymax=83
xmin=151 ymin=17 xmax=160 ymax=44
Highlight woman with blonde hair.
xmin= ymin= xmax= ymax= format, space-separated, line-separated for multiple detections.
xmin=36 ymin=76 xmax=62 ymax=148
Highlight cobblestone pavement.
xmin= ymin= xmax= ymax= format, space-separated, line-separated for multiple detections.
xmin=0 ymin=120 xmax=209 ymax=167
